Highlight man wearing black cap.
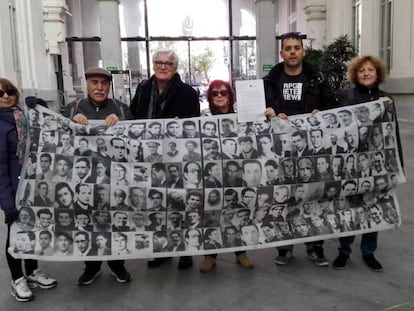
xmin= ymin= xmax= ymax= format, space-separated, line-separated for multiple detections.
xmin=131 ymin=48 xmax=199 ymax=270
xmin=263 ymin=32 xmax=337 ymax=268
xmin=63 ymin=66 xmax=132 ymax=285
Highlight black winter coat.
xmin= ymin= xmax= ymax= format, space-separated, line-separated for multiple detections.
xmin=263 ymin=61 xmax=337 ymax=116
xmin=130 ymin=73 xmax=200 ymax=119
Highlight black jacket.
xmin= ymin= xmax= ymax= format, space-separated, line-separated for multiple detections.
xmin=338 ymin=83 xmax=387 ymax=106
xmin=263 ymin=61 xmax=337 ymax=115
xmin=130 ymin=73 xmax=200 ymax=119
xmin=339 ymin=83 xmax=404 ymax=168
xmin=63 ymin=97 xmax=133 ymax=121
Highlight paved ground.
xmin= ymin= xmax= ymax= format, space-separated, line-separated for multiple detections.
xmin=0 ymin=95 xmax=413 ymax=311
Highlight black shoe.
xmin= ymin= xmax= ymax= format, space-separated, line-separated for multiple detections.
xmin=363 ymin=254 xmax=383 ymax=272
xmin=178 ymin=256 xmax=193 ymax=270
xmin=78 ymin=270 xmax=101 ymax=285
xmin=307 ymin=249 xmax=329 ymax=267
xmin=108 ymin=266 xmax=132 ymax=283
xmin=332 ymin=253 xmax=349 ymax=270
xmin=147 ymin=257 xmax=171 ymax=268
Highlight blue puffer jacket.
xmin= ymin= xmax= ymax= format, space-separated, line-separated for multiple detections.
xmin=0 ymin=110 xmax=21 ymax=220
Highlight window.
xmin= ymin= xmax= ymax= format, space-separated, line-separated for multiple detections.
xmin=352 ymin=0 xmax=362 ymax=54
xmin=380 ymin=0 xmax=393 ymax=70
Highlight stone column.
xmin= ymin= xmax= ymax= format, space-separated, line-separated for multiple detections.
xmin=97 ymin=0 xmax=124 ymax=102
xmin=255 ymin=0 xmax=277 ymax=78
xmin=303 ymin=0 xmax=327 ymax=50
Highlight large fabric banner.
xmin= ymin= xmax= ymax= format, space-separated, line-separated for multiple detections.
xmin=9 ymin=97 xmax=405 ymax=261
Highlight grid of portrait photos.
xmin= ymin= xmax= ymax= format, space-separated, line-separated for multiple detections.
xmin=9 ymin=97 xmax=405 ymax=261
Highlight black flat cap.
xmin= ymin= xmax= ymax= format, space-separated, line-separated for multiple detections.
xmin=85 ymin=67 xmax=112 ymax=81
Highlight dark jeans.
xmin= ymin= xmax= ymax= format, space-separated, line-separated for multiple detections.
xmin=277 ymin=240 xmax=324 ymax=253
xmin=84 ymin=260 xmax=125 ymax=274
xmin=6 ymin=225 xmax=38 ymax=281
xmin=338 ymin=232 xmax=378 ymax=256
xmin=206 ymin=251 xmax=245 ymax=259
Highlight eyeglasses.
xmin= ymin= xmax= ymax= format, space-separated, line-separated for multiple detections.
xmin=276 ymin=32 xmax=307 ymax=40
xmin=212 ymin=90 xmax=229 ymax=97
xmin=154 ymin=61 xmax=175 ymax=68
xmin=0 ymin=89 xmax=17 ymax=97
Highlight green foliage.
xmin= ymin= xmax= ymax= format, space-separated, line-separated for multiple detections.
xmin=191 ymin=47 xmax=215 ymax=84
xmin=305 ymin=35 xmax=357 ymax=96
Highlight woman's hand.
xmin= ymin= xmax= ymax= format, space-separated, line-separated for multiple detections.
xmin=311 ymin=109 xmax=320 ymax=115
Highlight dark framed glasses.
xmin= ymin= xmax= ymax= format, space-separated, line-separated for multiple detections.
xmin=212 ymin=90 xmax=229 ymax=97
xmin=0 ymin=89 xmax=17 ymax=97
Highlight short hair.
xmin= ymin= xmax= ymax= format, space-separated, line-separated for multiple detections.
xmin=40 ymin=153 xmax=52 ymax=162
xmin=185 ymin=140 xmax=198 ymax=148
xmin=183 ymin=161 xmax=200 ymax=174
xmin=204 ymin=162 xmax=219 ymax=176
xmin=291 ymin=131 xmax=306 ymax=139
xmin=75 ymin=210 xmax=91 ymax=219
xmin=241 ymin=187 xmax=256 ymax=196
xmin=279 ymin=32 xmax=304 ymax=49
xmin=167 ymin=164 xmax=180 ymax=171
xmin=202 ymin=121 xmax=216 ymax=130
xmin=238 ymin=136 xmax=253 ymax=144
xmin=151 ymin=162 xmax=165 ymax=172
xmin=75 ymin=157 xmax=90 ymax=168
xmin=242 ymin=159 xmax=262 ymax=172
xmin=186 ymin=190 xmax=202 ymax=201
xmin=204 ymin=228 xmax=218 ymax=240
xmin=264 ymin=159 xmax=278 ymax=169
xmin=347 ymin=55 xmax=387 ymax=85
xmin=54 ymin=231 xmax=73 ymax=242
xmin=224 ymin=188 xmax=238 ymax=197
xmin=222 ymin=118 xmax=234 ymax=126
xmin=152 ymin=48 xmax=179 ymax=66
xmin=37 ymin=208 xmax=52 ymax=218
xmin=166 ymin=121 xmax=178 ymax=128
xmin=37 ymin=181 xmax=48 ymax=189
xmin=16 ymin=231 xmax=36 ymax=241
xmin=74 ymin=231 xmax=89 ymax=241
xmin=110 ymin=137 xmax=125 ymax=146
xmin=113 ymin=189 xmax=127 ymax=200
xmin=78 ymin=137 xmax=88 ymax=145
xmin=225 ymin=160 xmax=240 ymax=169
xmin=202 ymin=138 xmax=218 ymax=146
xmin=222 ymin=138 xmax=236 ymax=145
xmin=148 ymin=189 xmax=163 ymax=199
xmin=148 ymin=121 xmax=161 ymax=128
xmin=310 ymin=129 xmax=323 ymax=137
xmin=342 ymin=179 xmax=357 ymax=189
xmin=39 ymin=230 xmax=52 ymax=239
xmin=75 ymin=183 xmax=91 ymax=194
xmin=338 ymin=109 xmax=352 ymax=116
xmin=183 ymin=120 xmax=196 ymax=128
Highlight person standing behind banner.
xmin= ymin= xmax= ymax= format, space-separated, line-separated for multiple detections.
xmin=130 ymin=48 xmax=200 ymax=270
xmin=333 ymin=55 xmax=403 ymax=272
xmin=0 ymin=78 xmax=57 ymax=302
xmin=199 ymin=79 xmax=254 ymax=273
xmin=62 ymin=67 xmax=133 ymax=285
xmin=263 ymin=32 xmax=337 ymax=267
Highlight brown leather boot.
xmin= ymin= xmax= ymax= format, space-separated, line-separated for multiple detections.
xmin=236 ymin=254 xmax=254 ymax=268
xmin=199 ymin=257 xmax=216 ymax=273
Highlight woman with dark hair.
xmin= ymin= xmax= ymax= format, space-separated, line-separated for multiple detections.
xmin=334 ymin=55 xmax=403 ymax=272
xmin=205 ymin=80 xmax=235 ymax=115
xmin=0 ymin=77 xmax=57 ymax=302
xmin=199 ymin=79 xmax=253 ymax=273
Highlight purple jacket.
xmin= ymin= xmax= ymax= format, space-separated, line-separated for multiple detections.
xmin=0 ymin=110 xmax=21 ymax=219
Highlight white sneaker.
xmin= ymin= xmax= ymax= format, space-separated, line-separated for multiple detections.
xmin=11 ymin=277 xmax=34 ymax=302
xmin=26 ymin=269 xmax=57 ymax=289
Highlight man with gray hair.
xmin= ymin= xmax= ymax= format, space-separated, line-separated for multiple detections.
xmin=131 ymin=48 xmax=200 ymax=270
xmin=131 ymin=48 xmax=199 ymax=119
